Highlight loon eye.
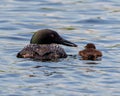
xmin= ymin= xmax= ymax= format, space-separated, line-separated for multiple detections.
xmin=51 ymin=34 xmax=55 ymax=38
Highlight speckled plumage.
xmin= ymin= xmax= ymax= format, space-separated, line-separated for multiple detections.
xmin=17 ymin=44 xmax=67 ymax=60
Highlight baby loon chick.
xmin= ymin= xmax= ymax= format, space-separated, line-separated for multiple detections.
xmin=79 ymin=43 xmax=102 ymax=60
xmin=17 ymin=29 xmax=77 ymax=61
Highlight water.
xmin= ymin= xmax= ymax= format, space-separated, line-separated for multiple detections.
xmin=0 ymin=0 xmax=120 ymax=96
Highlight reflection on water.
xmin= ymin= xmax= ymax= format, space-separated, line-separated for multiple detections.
xmin=0 ymin=0 xmax=120 ymax=96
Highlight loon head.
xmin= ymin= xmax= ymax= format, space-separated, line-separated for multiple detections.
xmin=30 ymin=29 xmax=77 ymax=47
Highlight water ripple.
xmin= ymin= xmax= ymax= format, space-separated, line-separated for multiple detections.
xmin=0 ymin=0 xmax=120 ymax=96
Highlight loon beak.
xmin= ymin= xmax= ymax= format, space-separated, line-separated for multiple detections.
xmin=59 ymin=38 xmax=77 ymax=47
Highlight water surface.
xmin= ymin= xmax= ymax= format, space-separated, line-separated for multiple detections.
xmin=0 ymin=0 xmax=120 ymax=96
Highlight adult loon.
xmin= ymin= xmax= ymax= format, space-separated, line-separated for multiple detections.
xmin=17 ymin=29 xmax=77 ymax=61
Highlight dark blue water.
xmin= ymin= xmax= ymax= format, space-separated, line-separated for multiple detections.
xmin=0 ymin=0 xmax=120 ymax=96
